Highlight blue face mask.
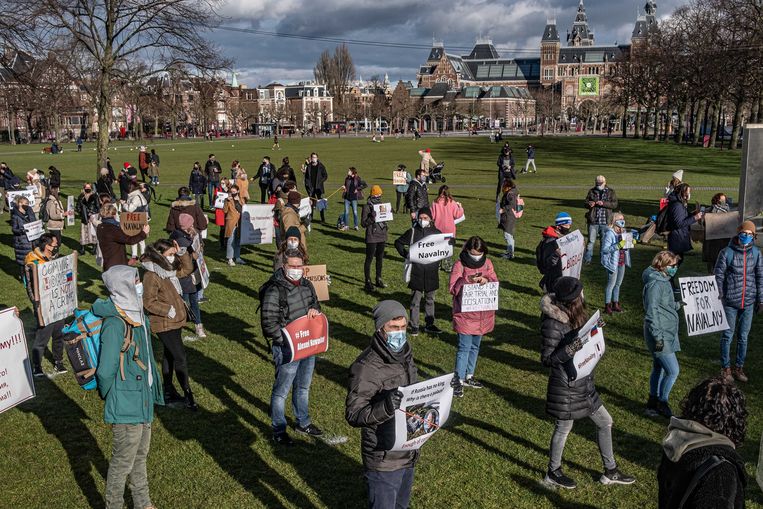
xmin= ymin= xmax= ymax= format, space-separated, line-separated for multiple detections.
xmin=665 ymin=266 xmax=678 ymax=277
xmin=615 ymin=220 xmax=625 ymax=228
xmin=739 ymin=233 xmax=753 ymax=246
xmin=386 ymin=330 xmax=407 ymax=352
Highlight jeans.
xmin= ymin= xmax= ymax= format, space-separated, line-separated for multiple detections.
xmin=364 ymin=242 xmax=385 ymax=282
xmin=184 ymin=292 xmax=201 ymax=325
xmin=194 ymin=193 xmax=205 ymax=209
xmin=31 ymin=318 xmax=66 ymax=368
xmin=207 ymin=181 xmax=218 ymax=208
xmin=365 ymin=467 xmax=415 ymax=509
xmin=720 ymin=305 xmax=754 ymax=368
xmin=226 ymin=227 xmax=241 ymax=260
xmin=410 ymin=290 xmax=436 ymax=329
xmin=548 ymin=405 xmax=616 ymax=472
xmin=503 ymin=232 xmax=515 ymax=257
xmin=604 ymin=265 xmax=626 ymax=304
xmin=105 ymin=423 xmax=152 ymax=509
xmin=585 ymin=223 xmax=608 ymax=263
xmin=649 ymin=352 xmax=680 ymax=402
xmin=270 ymin=343 xmax=315 ymax=433
xmin=157 ymin=328 xmax=190 ymax=396
xmin=455 ymin=334 xmax=483 ymax=380
xmin=344 ymin=199 xmax=359 ymax=227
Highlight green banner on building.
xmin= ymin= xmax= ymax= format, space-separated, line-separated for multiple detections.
xmin=578 ymin=76 xmax=600 ymax=96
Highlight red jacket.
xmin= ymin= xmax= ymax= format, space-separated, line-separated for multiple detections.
xmin=449 ymin=257 xmax=498 ymax=335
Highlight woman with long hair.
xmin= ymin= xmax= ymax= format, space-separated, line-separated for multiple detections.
xmin=666 ymin=183 xmax=703 ymax=262
xmin=600 ymin=211 xmax=631 ymax=314
xmin=341 ymin=166 xmax=366 ymax=230
xmin=430 ymin=184 xmax=464 ymax=272
xmin=498 ymin=179 xmax=520 ymax=259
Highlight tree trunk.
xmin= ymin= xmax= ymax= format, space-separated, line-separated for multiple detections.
xmin=730 ymin=97 xmax=744 ymax=150
xmin=691 ymin=100 xmax=704 ymax=145
xmin=663 ymin=101 xmax=672 ymax=143
xmin=96 ymin=78 xmax=112 ymax=174
xmin=709 ymin=100 xmax=721 ymax=149
xmin=7 ymin=110 xmax=14 ymax=145
xmin=154 ymin=116 xmax=160 ymax=138
xmin=757 ymin=96 xmax=763 ymax=123
xmin=634 ymin=106 xmax=641 ymax=138
xmin=652 ymin=103 xmax=659 ymax=140
xmin=675 ymin=102 xmax=688 ymax=144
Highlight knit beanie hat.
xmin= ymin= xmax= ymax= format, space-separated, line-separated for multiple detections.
xmin=672 ymin=170 xmax=684 ymax=181
xmin=285 ymin=226 xmax=301 ymax=239
xmin=417 ymin=206 xmax=432 ymax=219
xmin=370 ymin=185 xmax=383 ymax=196
xmin=738 ymin=220 xmax=756 ymax=233
xmin=178 ymin=213 xmax=194 ymax=230
xmin=555 ymin=212 xmax=572 ymax=226
xmin=553 ymin=277 xmax=583 ymax=302
xmin=288 ymin=191 xmax=301 ymax=205
xmin=373 ymin=300 xmax=407 ymax=330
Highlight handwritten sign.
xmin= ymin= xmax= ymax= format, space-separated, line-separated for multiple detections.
xmin=373 ymin=203 xmax=394 ymax=223
xmin=119 ymin=212 xmax=147 ymax=235
xmin=303 ymin=264 xmax=329 ymax=301
xmin=6 ymin=189 xmax=36 ymax=208
xmin=557 ymin=229 xmax=585 ymax=279
xmin=66 ymin=196 xmax=75 ymax=226
xmin=0 ymin=308 xmax=35 ymax=414
xmin=23 ymin=220 xmax=44 ymax=241
xmin=240 ymin=204 xmax=274 ymax=245
xmin=281 ymin=313 xmax=329 ymax=363
xmin=678 ymin=276 xmax=729 ymax=336
xmin=390 ymin=373 xmax=454 ymax=452
xmin=393 ymin=171 xmax=408 ymax=186
xmin=409 ymin=233 xmax=453 ymax=265
xmin=460 ymin=282 xmax=499 ymax=312
xmin=197 ymin=254 xmax=210 ymax=289
xmin=34 ymin=253 xmax=78 ymax=326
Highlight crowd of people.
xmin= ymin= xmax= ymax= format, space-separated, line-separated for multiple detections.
xmin=4 ymin=140 xmax=763 ymax=509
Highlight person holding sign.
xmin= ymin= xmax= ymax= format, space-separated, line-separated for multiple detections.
xmin=346 ymin=300 xmax=418 ymax=509
xmin=540 ymin=277 xmax=635 ymax=489
xmin=393 ymin=164 xmax=411 ymax=214
xmin=260 ymin=249 xmax=324 ymax=445
xmin=361 ymin=185 xmax=389 ymax=292
xmin=342 ymin=166 xmax=367 ymax=231
xmin=600 ymin=212 xmax=632 ymax=315
xmin=642 ymin=251 xmax=683 ymax=418
xmin=223 ymin=184 xmax=245 ymax=266
xmin=714 ymin=220 xmax=763 ymax=383
xmin=498 ymin=179 xmax=520 ymax=259
xmin=44 ymin=187 xmax=68 ymax=244
xmin=405 ymin=169 xmax=429 ymax=221
xmin=11 ymin=195 xmax=37 ymax=277
xmin=536 ymin=212 xmax=573 ymax=292
xmin=96 ymin=203 xmax=149 ymax=271
xmin=302 ymin=153 xmax=328 ymax=223
xmin=666 ymin=183 xmax=703 ymax=262
xmin=449 ymin=236 xmax=497 ymax=398
xmin=430 ymin=185 xmax=464 ymax=273
xmin=125 ymin=181 xmax=149 ymax=262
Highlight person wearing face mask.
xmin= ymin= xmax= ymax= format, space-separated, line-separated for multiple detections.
xmin=667 ymin=183 xmax=703 ymax=262
xmin=166 ymin=186 xmax=208 ymax=236
xmin=11 ymin=196 xmax=36 ymax=278
xmin=393 ymin=164 xmax=412 ymax=214
xmin=395 ymin=207 xmax=443 ymax=336
xmin=25 ymin=233 xmax=68 ymax=377
xmin=274 ymin=226 xmax=308 ymax=272
xmin=642 ymin=251 xmax=683 ymax=418
xmin=496 ymin=144 xmax=515 ymax=198
xmin=94 ymin=265 xmax=164 ymax=509
xmin=345 ymin=300 xmax=418 ymax=509
xmin=702 ymin=193 xmax=732 ymax=272
xmin=600 ymin=212 xmax=632 ymax=314
xmin=223 ymin=184 xmax=246 ymax=266
xmin=536 ymin=212 xmax=573 ymax=292
xmin=302 ymin=152 xmax=328 ymax=222
xmin=77 ymin=183 xmax=99 ymax=255
xmin=170 ymin=213 xmax=207 ymax=338
xmin=341 ymin=166 xmax=367 ymax=231
xmin=205 ymin=154 xmax=223 ymax=210
xmin=405 ymin=169 xmax=429 ymax=222
xmin=584 ymin=176 xmax=618 ymax=264
xmin=714 ymin=221 xmax=763 ymax=383
xmin=430 ymin=185 xmax=464 ymax=272
xmin=361 ymin=185 xmax=389 ymax=292
xmin=96 ymin=203 xmax=150 ymax=271
xmin=541 ymin=276 xmax=635 ymax=489
xmin=279 ymin=190 xmax=308 ymax=253
xmin=260 ymin=249 xmax=324 ymax=445
xmin=44 ymin=186 xmax=69 ymax=244
xmin=140 ymin=240 xmax=197 ymax=410
xmin=449 ymin=236 xmax=498 ymax=398
xmin=254 ymin=156 xmax=275 ymax=204
xmin=188 ymin=162 xmax=207 ymax=208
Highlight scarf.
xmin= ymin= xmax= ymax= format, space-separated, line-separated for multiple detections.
xmin=142 ymin=261 xmax=182 ymax=295
xmin=459 ymin=250 xmax=486 ymax=269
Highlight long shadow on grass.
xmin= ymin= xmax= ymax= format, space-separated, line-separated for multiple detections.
xmin=509 ymin=474 xmax=600 ymax=509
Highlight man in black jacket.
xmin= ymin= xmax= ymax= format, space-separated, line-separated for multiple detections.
xmin=496 ymin=144 xmax=514 ymax=197
xmin=583 ymin=176 xmax=618 ymax=264
xmin=204 ymin=154 xmax=222 ymax=209
xmin=405 ymin=170 xmax=429 ymax=221
xmin=260 ymin=249 xmax=324 ymax=445
xmin=303 ymin=152 xmax=328 ymax=222
xmin=346 ymin=300 xmax=418 ymax=509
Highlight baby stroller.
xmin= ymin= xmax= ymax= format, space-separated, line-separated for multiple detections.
xmin=426 ymin=162 xmax=446 ymax=184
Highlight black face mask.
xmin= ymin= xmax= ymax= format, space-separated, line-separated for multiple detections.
xmin=49 ymin=245 xmax=59 ymax=257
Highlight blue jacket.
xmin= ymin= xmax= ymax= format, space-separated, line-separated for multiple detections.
xmin=188 ymin=168 xmax=207 ymax=195
xmin=600 ymin=228 xmax=631 ymax=273
xmin=395 ymin=171 xmax=412 ymax=194
xmin=642 ymin=266 xmax=681 ymax=355
xmin=666 ymin=192 xmax=696 ymax=254
xmin=714 ymin=239 xmax=763 ymax=309
xmin=11 ymin=206 xmax=36 ymax=266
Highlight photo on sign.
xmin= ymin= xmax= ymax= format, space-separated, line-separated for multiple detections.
xmin=373 ymin=203 xmax=393 ymax=223
xmin=390 ymin=373 xmax=453 ymax=452
xmin=214 ymin=192 xmax=229 ymax=209
xmin=406 ymin=402 xmax=441 ymax=441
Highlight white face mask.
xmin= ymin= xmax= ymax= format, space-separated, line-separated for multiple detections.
xmin=287 ymin=240 xmax=299 ymax=250
xmin=687 ymin=193 xmax=691 ymax=201
xmin=420 ymin=219 xmax=430 ymax=228
xmin=286 ymin=268 xmax=303 ymax=281
xmin=166 ymin=255 xmax=176 ymax=264
xmin=135 ymin=283 xmax=144 ymax=298
xmin=468 ymin=253 xmax=484 ymax=262
xmin=596 ymin=184 xmax=605 ymax=190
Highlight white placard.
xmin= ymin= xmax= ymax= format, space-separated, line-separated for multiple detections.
xmin=197 ymin=254 xmax=210 ymax=289
xmin=298 ymin=197 xmax=312 ymax=218
xmin=460 ymin=282 xmax=499 ymax=312
xmin=214 ymin=192 xmax=228 ymax=209
xmin=6 ymin=189 xmax=36 ymax=208
xmin=454 ymin=213 xmax=465 ymax=225
xmin=66 ymin=196 xmax=75 ymax=226
xmin=0 ymin=308 xmax=35 ymax=414
xmin=408 ymin=233 xmax=453 ymax=265
xmin=557 ymin=229 xmax=585 ymax=279
xmin=35 ymin=253 xmax=78 ymax=326
xmin=240 ymin=204 xmax=275 ymax=245
xmin=569 ymin=310 xmax=605 ymax=380
xmin=24 ymin=220 xmax=44 ymax=241
xmin=373 ymin=203 xmax=394 ymax=223
xmin=678 ymin=276 xmax=729 ymax=336
xmin=389 ymin=373 xmax=453 ymax=452
xmin=622 ymin=232 xmax=635 ymax=249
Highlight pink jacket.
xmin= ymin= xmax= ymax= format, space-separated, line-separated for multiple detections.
xmin=449 ymin=258 xmax=498 ymax=335
xmin=431 ymin=198 xmax=463 ymax=235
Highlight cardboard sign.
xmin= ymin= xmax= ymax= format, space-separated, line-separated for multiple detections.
xmin=298 ymin=197 xmax=312 ymax=218
xmin=373 ymin=203 xmax=394 ymax=223
xmin=23 ymin=220 xmax=44 ymax=241
xmin=240 ymin=204 xmax=275 ymax=245
xmin=460 ymin=282 xmax=499 ymax=312
xmin=197 ymin=254 xmax=210 ymax=289
xmin=6 ymin=189 xmax=36 ymax=208
xmin=409 ymin=233 xmax=453 ymax=265
xmin=393 ymin=171 xmax=408 ymax=186
xmin=389 ymin=373 xmax=454 ymax=452
xmin=281 ymin=313 xmax=329 ymax=363
xmin=34 ymin=253 xmax=78 ymax=326
xmin=214 ymin=192 xmax=229 ymax=209
xmin=557 ymin=229 xmax=585 ymax=279
xmin=704 ymin=212 xmax=740 ymax=241
xmin=303 ymin=265 xmax=329 ymax=301
xmin=678 ymin=276 xmax=729 ymax=336
xmin=567 ymin=310 xmax=605 ymax=380
xmin=0 ymin=308 xmax=35 ymax=414
xmin=66 ymin=195 xmax=75 ymax=226
xmin=119 ymin=212 xmax=147 ymax=235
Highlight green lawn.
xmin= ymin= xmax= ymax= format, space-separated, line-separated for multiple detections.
xmin=1 ymin=135 xmax=761 ymax=509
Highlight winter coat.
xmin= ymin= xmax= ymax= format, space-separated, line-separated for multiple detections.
xmin=361 ymin=196 xmax=388 ymax=244
xmin=497 ymin=153 xmax=514 ymax=180
xmin=343 ymin=175 xmax=366 ymax=201
xmin=96 ymin=176 xmax=115 ymax=199
xmin=118 ymin=174 xmax=131 ymax=201
xmin=169 ymin=229 xmax=201 ymax=295
xmin=24 ymin=249 xmax=52 ymax=308
xmin=279 ymin=204 xmax=307 ymax=252
xmin=395 ymin=223 xmax=442 ymax=292
xmin=714 ymin=239 xmax=763 ymax=310
xmin=125 ymin=190 xmax=148 ymax=213
xmin=346 ymin=331 xmax=418 ymax=472
xmin=142 ymin=267 xmax=188 ymax=334
xmin=254 ymin=163 xmax=276 ymax=187
xmin=658 ymin=418 xmax=746 ymax=509
xmin=419 ymin=152 xmax=436 ymax=172
xmin=304 ymin=161 xmax=328 ymax=195
xmin=93 ymin=298 xmax=164 ymax=424
xmin=259 ymin=268 xmax=321 ymax=344
xmin=449 ymin=257 xmax=497 ymax=335
xmin=11 ymin=206 xmax=36 ymax=266
xmin=138 ymin=151 xmax=149 ymax=172
xmin=540 ymin=294 xmax=602 ymax=420
xmin=188 ymin=169 xmax=207 ymax=195
xmin=45 ymin=195 xmax=65 ymax=230
xmin=537 ymin=226 xmax=564 ymax=291
xmin=223 ymin=196 xmax=244 ymax=238
xmin=584 ymin=186 xmax=618 ymax=225
xmin=205 ymin=159 xmax=222 ymax=183
xmin=77 ymin=192 xmax=99 ymax=223
xmin=499 ymin=188 xmax=519 ymax=235
xmin=277 ymin=164 xmax=296 ymax=185
xmin=395 ymin=171 xmax=412 ymax=194
xmin=165 ymin=198 xmax=208 ymax=233
xmin=431 ymin=198 xmax=463 ymax=236
xmin=642 ymin=266 xmax=681 ymax=355
xmin=405 ymin=180 xmax=428 ymax=213
xmin=96 ymin=220 xmax=147 ymax=271
xmin=600 ymin=228 xmax=631 ymax=273
xmin=666 ymin=191 xmax=696 ymax=255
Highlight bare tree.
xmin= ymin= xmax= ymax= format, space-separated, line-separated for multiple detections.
xmin=313 ymin=44 xmax=356 ymax=123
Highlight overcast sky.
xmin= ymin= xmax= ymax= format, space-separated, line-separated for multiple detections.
xmin=210 ymin=0 xmax=683 ymax=88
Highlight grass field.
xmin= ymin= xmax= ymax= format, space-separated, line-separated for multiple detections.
xmin=1 ymin=134 xmax=761 ymax=509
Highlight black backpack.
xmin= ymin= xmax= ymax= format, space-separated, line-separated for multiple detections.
xmin=535 ymin=237 xmax=547 ymax=273
xmin=40 ymin=196 xmax=51 ymax=223
xmin=655 ymin=205 xmax=670 ymax=235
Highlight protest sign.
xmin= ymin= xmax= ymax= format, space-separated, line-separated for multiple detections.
xmin=393 ymin=171 xmax=407 ymax=186
xmin=66 ymin=196 xmax=75 ymax=226
xmin=389 ymin=373 xmax=454 ymax=452
xmin=408 ymin=233 xmax=453 ymax=265
xmin=623 ymin=232 xmax=635 ymax=249
xmin=6 ymin=188 xmax=36 ymax=209
xmin=0 ymin=308 xmax=35 ymax=414
xmin=454 ymin=212 xmax=465 ymax=225
xmin=281 ymin=313 xmax=329 ymax=363
xmin=678 ymin=276 xmax=729 ymax=336
xmin=298 ymin=197 xmax=312 ymax=218
xmin=240 ymin=204 xmax=274 ymax=245
xmin=197 ymin=254 xmax=210 ymax=289
xmin=704 ymin=212 xmax=740 ymax=241
xmin=214 ymin=192 xmax=228 ymax=209
xmin=566 ymin=310 xmax=605 ymax=381
xmin=557 ymin=229 xmax=585 ymax=279
xmin=23 ymin=220 xmax=44 ymax=242
xmin=33 ymin=253 xmax=78 ymax=326
xmin=303 ymin=265 xmax=329 ymax=301
xmin=373 ymin=203 xmax=393 ymax=223
xmin=461 ymin=282 xmax=499 ymax=312
xmin=119 ymin=212 xmax=147 ymax=235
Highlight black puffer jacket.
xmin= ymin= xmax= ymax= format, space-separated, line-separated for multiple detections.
xmin=77 ymin=192 xmax=99 ymax=223
xmin=361 ymin=196 xmax=388 ymax=244
xmin=346 ymin=331 xmax=418 ymax=471
xmin=395 ymin=223 xmax=442 ymax=292
xmin=260 ymin=268 xmax=321 ymax=345
xmin=405 ymin=180 xmax=428 ymax=213
xmin=540 ymin=294 xmax=602 ymax=420
xmin=11 ymin=206 xmax=36 ymax=266
xmin=499 ymin=188 xmax=519 ymax=235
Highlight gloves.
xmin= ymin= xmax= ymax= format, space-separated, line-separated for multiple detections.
xmin=564 ymin=337 xmax=583 ymax=357
xmin=448 ymin=237 xmax=456 ymax=246
xmin=167 ymin=306 xmax=177 ymax=319
xmin=384 ymin=390 xmax=404 ymax=414
xmin=654 ymin=338 xmax=664 ymax=352
xmin=617 ymin=239 xmax=627 ymax=249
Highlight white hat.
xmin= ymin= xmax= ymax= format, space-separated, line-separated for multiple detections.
xmin=139 ymin=145 xmax=146 ymax=151
xmin=672 ymin=170 xmax=683 ymax=181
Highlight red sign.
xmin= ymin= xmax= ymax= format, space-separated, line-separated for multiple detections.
xmin=281 ymin=313 xmax=329 ymax=362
